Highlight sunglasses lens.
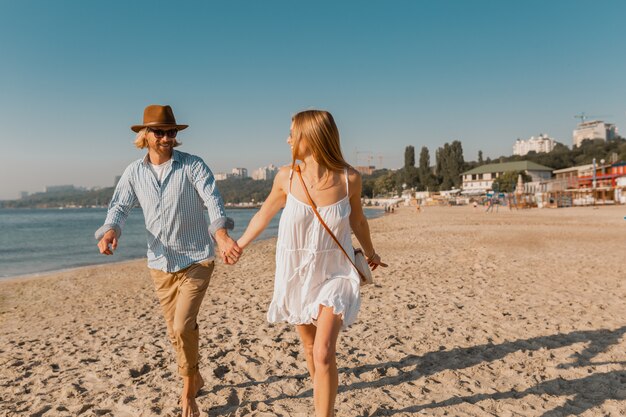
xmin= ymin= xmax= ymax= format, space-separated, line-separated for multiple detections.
xmin=151 ymin=129 xmax=177 ymax=138
xmin=152 ymin=129 xmax=165 ymax=139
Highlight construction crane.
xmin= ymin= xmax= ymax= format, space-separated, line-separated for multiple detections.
xmin=574 ymin=112 xmax=610 ymax=124
xmin=354 ymin=150 xmax=373 ymax=166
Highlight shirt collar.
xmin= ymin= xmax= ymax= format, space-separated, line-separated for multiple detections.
xmin=142 ymin=150 xmax=180 ymax=166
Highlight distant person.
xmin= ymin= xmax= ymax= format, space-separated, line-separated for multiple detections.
xmin=507 ymin=193 xmax=516 ymax=210
xmin=485 ymin=196 xmax=499 ymax=213
xmin=95 ymin=104 xmax=241 ymax=417
xmin=409 ymin=197 xmax=420 ymax=212
xmin=485 ymin=198 xmax=492 ymax=213
xmin=236 ymin=110 xmax=387 ymax=416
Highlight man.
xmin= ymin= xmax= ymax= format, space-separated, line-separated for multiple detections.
xmin=95 ymin=104 xmax=241 ymax=417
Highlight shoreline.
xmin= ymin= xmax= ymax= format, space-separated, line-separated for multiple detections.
xmin=0 ymin=257 xmax=149 ymax=284
xmin=0 ymin=208 xmax=386 ymax=282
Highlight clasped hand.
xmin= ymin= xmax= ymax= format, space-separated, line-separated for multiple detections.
xmin=214 ymin=229 xmax=242 ymax=265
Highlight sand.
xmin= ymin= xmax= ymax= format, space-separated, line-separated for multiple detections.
xmin=2 ymin=205 xmax=626 ymax=417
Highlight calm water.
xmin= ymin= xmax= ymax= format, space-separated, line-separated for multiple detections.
xmin=0 ymin=207 xmax=382 ymax=278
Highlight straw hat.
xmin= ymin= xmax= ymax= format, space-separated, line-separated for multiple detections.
xmin=131 ymin=105 xmax=189 ymax=133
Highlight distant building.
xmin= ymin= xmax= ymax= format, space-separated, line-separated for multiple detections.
xmin=513 ymin=134 xmax=556 ymax=156
xmin=44 ymin=185 xmax=76 ymax=193
xmin=231 ymin=168 xmax=248 ymax=178
xmin=549 ymin=164 xmax=595 ymax=191
xmin=555 ymin=164 xmax=594 ymax=179
xmin=251 ymin=164 xmax=279 ymax=180
xmin=19 ymin=191 xmax=29 ymax=199
xmin=575 ymin=161 xmax=626 ymax=189
xmin=355 ymin=165 xmax=376 ymax=176
xmin=214 ymin=172 xmax=232 ymax=181
xmin=573 ymin=120 xmax=617 ymax=147
xmin=461 ymin=161 xmax=553 ymax=194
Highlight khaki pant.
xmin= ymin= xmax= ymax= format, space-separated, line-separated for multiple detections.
xmin=149 ymin=260 xmax=214 ymax=377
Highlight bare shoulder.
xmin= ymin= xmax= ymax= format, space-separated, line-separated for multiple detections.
xmin=273 ymin=165 xmax=293 ymax=192
xmin=346 ymin=166 xmax=362 ymax=185
xmin=275 ymin=165 xmax=293 ymax=182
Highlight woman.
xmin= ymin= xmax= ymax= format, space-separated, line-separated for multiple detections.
xmin=237 ymin=110 xmax=387 ymax=416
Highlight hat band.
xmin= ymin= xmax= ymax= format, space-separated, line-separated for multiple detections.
xmin=144 ymin=121 xmax=178 ymax=126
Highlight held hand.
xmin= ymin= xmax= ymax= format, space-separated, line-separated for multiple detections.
xmin=97 ymin=230 xmax=118 ymax=255
xmin=366 ymin=252 xmax=388 ymax=271
xmin=215 ymin=229 xmax=242 ymax=265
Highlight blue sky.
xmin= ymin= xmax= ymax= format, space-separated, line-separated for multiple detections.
xmin=1 ymin=0 xmax=625 ymax=199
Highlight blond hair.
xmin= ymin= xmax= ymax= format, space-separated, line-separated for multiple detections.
xmin=134 ymin=128 xmax=182 ymax=149
xmin=290 ymin=110 xmax=348 ymax=171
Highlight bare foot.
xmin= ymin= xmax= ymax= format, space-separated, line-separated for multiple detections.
xmin=182 ymin=375 xmax=201 ymax=416
xmin=195 ymin=371 xmax=205 ymax=396
xmin=181 ymin=395 xmax=200 ymax=417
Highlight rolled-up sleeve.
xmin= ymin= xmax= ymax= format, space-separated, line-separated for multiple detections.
xmin=190 ymin=157 xmax=234 ymax=236
xmin=94 ymin=167 xmax=138 ymax=240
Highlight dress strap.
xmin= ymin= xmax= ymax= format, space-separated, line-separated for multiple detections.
xmin=344 ymin=167 xmax=349 ymax=197
xmin=289 ymin=169 xmax=294 ymax=193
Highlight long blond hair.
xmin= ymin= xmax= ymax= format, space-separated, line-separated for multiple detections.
xmin=134 ymin=128 xmax=182 ymax=149
xmin=290 ymin=110 xmax=349 ymax=171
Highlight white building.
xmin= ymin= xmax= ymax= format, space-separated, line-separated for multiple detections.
xmin=573 ymin=120 xmax=617 ymax=147
xmin=513 ymin=134 xmax=556 ymax=156
xmin=461 ymin=161 xmax=553 ymax=194
xmin=231 ymin=168 xmax=248 ymax=178
xmin=251 ymin=164 xmax=278 ymax=180
xmin=214 ymin=172 xmax=232 ymax=181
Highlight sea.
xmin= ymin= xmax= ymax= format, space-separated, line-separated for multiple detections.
xmin=0 ymin=207 xmax=383 ymax=279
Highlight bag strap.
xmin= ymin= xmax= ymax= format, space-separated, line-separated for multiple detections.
xmin=294 ymin=166 xmax=367 ymax=282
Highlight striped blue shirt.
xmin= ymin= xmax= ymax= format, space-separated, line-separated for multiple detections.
xmin=95 ymin=150 xmax=233 ymax=272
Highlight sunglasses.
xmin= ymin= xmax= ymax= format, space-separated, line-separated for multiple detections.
xmin=149 ymin=128 xmax=178 ymax=139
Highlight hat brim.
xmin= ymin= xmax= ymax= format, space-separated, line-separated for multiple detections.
xmin=131 ymin=124 xmax=189 ymax=133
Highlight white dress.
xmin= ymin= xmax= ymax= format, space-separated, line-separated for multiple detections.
xmin=267 ymin=168 xmax=361 ymax=329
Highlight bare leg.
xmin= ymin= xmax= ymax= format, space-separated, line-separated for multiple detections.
xmin=297 ymin=323 xmax=317 ymax=379
xmin=181 ymin=374 xmax=199 ymax=417
xmin=312 ymin=306 xmax=343 ymax=417
xmin=195 ymin=371 xmax=204 ymax=396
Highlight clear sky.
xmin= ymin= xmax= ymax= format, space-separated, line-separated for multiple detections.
xmin=1 ymin=0 xmax=625 ymax=200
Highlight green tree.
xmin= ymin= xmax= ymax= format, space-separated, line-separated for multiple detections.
xmin=436 ymin=140 xmax=465 ymax=190
xmin=404 ymin=145 xmax=415 ymax=168
xmin=399 ymin=145 xmax=420 ymax=189
xmin=491 ymin=170 xmax=532 ymax=193
xmin=361 ymin=169 xmax=392 ymax=198
xmin=216 ymin=177 xmax=273 ymax=203
xmin=418 ymin=146 xmax=436 ymax=191
xmin=478 ymin=150 xmax=484 ymax=164
xmin=373 ymin=172 xmax=398 ymax=196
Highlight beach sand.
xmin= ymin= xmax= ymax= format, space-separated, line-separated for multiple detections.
xmin=2 ymin=205 xmax=626 ymax=416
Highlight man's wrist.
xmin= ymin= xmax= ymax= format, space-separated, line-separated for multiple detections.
xmin=95 ymin=224 xmax=121 ymax=240
xmin=208 ymin=216 xmax=235 ymax=238
xmin=215 ymin=228 xmax=229 ymax=239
